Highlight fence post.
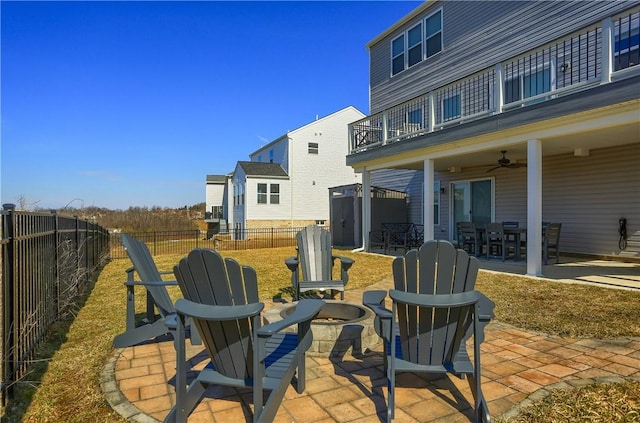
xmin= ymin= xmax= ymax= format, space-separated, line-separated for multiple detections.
xmin=1 ymin=204 xmax=16 ymax=405
xmin=153 ymin=231 xmax=157 ymax=256
xmin=271 ymin=227 xmax=274 ymax=248
xmin=195 ymin=229 xmax=199 ymax=249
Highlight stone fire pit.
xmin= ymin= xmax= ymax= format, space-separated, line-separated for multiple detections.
xmin=264 ymin=300 xmax=379 ymax=358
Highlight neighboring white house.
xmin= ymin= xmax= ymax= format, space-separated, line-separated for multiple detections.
xmin=214 ymin=105 xmax=365 ymax=232
xmin=204 ymin=174 xmax=230 ymax=237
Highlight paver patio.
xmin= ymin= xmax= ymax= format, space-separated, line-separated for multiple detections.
xmin=102 ymin=259 xmax=640 ymax=422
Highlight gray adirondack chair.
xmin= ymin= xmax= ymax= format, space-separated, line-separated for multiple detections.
xmin=363 ymin=240 xmax=494 ymax=423
xmin=113 ymin=234 xmax=200 ymax=348
xmin=165 ymin=248 xmax=324 ymax=423
xmin=285 ymin=225 xmax=354 ymax=301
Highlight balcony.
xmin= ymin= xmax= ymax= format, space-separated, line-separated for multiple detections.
xmin=349 ymin=10 xmax=639 ymax=155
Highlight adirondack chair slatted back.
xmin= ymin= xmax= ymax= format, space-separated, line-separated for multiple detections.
xmin=121 ymin=234 xmax=174 ymax=316
xmin=392 ymin=241 xmax=479 ymax=366
xmin=297 ymin=225 xmax=332 ymax=281
xmin=174 ymin=248 xmax=259 ymax=380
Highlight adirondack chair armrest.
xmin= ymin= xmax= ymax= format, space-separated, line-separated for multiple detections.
xmin=257 ymin=299 xmax=324 ymax=337
xmin=389 ymin=289 xmax=483 ymax=308
xmin=158 ymin=270 xmax=173 ymax=276
xmin=362 ymin=290 xmax=390 ymax=314
xmin=363 ymin=290 xmax=392 ymax=341
xmin=333 ymin=255 xmax=354 ymax=277
xmin=123 ymin=279 xmax=178 ymax=287
xmin=284 ymin=256 xmax=299 ymax=272
xmin=174 ymin=298 xmax=264 ymax=321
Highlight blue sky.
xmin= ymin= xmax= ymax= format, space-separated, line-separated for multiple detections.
xmin=1 ymin=1 xmax=419 ymax=210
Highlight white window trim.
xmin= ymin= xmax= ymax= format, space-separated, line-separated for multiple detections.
xmin=407 ymin=22 xmax=423 ymax=68
xmin=505 ymin=60 xmax=555 ymax=104
xmin=424 ymin=8 xmax=443 ymax=59
xmin=390 ymin=7 xmax=443 ymax=77
xmin=441 ymin=90 xmax=463 ymax=122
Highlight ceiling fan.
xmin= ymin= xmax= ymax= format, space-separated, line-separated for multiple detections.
xmin=486 ymin=150 xmax=527 ymax=172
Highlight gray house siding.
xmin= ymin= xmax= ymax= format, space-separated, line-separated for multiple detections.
xmin=369 ymin=0 xmax=637 ymax=114
xmin=423 ymin=143 xmax=639 ymax=259
xmin=371 ymin=169 xmax=423 ymax=224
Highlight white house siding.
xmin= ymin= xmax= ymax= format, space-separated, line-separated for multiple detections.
xmin=368 ymin=1 xmax=636 ymax=113
xmin=289 ymin=107 xmax=364 ymax=223
xmin=205 ymin=181 xmax=225 ymax=215
xmin=244 ymin=177 xmax=291 ymax=223
xmin=250 ymin=135 xmax=290 ymax=172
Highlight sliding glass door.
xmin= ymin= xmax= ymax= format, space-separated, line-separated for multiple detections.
xmin=452 ymin=179 xmax=493 ymax=237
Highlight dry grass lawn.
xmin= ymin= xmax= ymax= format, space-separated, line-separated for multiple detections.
xmin=7 ymin=246 xmax=640 ymax=422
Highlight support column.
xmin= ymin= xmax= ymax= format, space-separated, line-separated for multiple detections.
xmin=527 ymin=140 xmax=543 ymax=276
xmin=423 ymin=159 xmax=435 ymax=242
xmin=361 ymin=168 xmax=372 ymax=251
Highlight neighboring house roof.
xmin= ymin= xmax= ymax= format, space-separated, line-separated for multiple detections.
xmin=249 ymin=105 xmax=365 ymax=156
xmin=237 ymin=161 xmax=289 ymax=178
xmin=206 ymin=174 xmax=227 ymax=183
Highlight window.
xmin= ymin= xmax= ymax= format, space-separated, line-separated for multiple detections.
xmin=315 ymin=220 xmax=326 ymax=226
xmin=269 ymin=149 xmax=274 ymax=163
xmin=425 ymin=9 xmax=442 ymax=58
xmin=270 ymin=184 xmax=280 ymax=204
xmin=614 ymin=15 xmax=639 ymax=70
xmin=407 ymin=23 xmax=423 ymax=67
xmin=240 ymin=184 xmax=245 ymax=205
xmin=308 ymin=142 xmax=319 ymax=154
xmin=391 ymin=8 xmax=442 ymax=76
xmin=257 ymin=183 xmax=267 ymax=204
xmin=442 ymin=93 xmax=461 ymax=121
xmin=391 ymin=34 xmax=405 ymax=75
xmin=505 ymin=66 xmax=551 ymax=104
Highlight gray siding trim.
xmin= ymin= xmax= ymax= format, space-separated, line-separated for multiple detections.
xmin=370 ymin=1 xmax=639 ymax=113
xmin=348 ymin=75 xmax=640 ymax=167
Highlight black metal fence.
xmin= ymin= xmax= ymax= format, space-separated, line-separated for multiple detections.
xmin=110 ymin=226 xmax=307 ymax=259
xmin=0 ymin=204 xmax=110 ymax=405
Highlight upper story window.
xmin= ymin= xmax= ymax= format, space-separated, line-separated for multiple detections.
xmin=391 ymin=8 xmax=443 ymax=76
xmin=269 ymin=149 xmax=274 ymax=163
xmin=425 ymin=9 xmax=442 ymax=58
xmin=392 ymin=34 xmax=405 ymax=75
xmin=257 ymin=183 xmax=267 ymax=204
xmin=308 ymin=142 xmax=319 ymax=154
xmin=270 ymin=184 xmax=280 ymax=204
xmin=407 ymin=23 xmax=423 ymax=67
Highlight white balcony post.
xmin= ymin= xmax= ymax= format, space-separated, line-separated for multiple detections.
xmin=348 ymin=123 xmax=353 ymax=153
xmin=428 ymin=92 xmax=435 ymax=132
xmin=601 ymin=17 xmax=613 ymax=83
xmin=382 ymin=112 xmax=389 ymax=145
xmin=526 ymin=139 xmax=543 ymax=276
xmin=495 ymin=63 xmax=504 ymax=114
xmin=423 ymin=159 xmax=435 ymax=241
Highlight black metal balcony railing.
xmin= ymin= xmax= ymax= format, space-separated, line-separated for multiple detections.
xmin=349 ymin=10 xmax=640 ymax=153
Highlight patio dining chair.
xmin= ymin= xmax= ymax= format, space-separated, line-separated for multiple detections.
xmin=486 ymin=222 xmax=517 ymax=261
xmin=543 ymin=223 xmax=562 ymax=264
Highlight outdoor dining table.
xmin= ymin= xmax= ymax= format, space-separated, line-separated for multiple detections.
xmin=476 ymin=226 xmax=527 ymax=260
